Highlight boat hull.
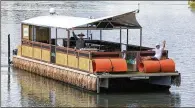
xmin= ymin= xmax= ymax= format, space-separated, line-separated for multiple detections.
xmin=12 ymin=56 xmax=180 ymax=93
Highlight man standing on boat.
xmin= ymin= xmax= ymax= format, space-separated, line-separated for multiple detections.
xmin=143 ymin=40 xmax=166 ymax=60
xmin=72 ymin=29 xmax=86 ymax=49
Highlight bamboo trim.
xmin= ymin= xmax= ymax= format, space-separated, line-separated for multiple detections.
xmin=14 ymin=56 xmax=96 ymax=77
xmin=13 ymin=56 xmax=97 ymax=91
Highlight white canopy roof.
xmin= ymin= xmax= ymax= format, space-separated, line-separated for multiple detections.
xmin=22 ymin=10 xmax=141 ymax=29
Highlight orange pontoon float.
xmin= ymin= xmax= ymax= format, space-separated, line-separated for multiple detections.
xmin=138 ymin=59 xmax=175 ymax=73
xmin=92 ymin=58 xmax=127 ymax=73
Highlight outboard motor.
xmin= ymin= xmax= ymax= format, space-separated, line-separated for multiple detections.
xmin=13 ymin=49 xmax=18 ymax=55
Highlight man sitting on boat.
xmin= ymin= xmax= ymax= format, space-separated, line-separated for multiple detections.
xmin=143 ymin=40 xmax=166 ymax=60
xmin=72 ymin=29 xmax=86 ymax=50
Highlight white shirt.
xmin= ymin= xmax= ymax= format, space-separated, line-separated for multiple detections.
xmin=153 ymin=47 xmax=163 ymax=60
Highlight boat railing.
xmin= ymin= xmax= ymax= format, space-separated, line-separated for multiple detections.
xmin=20 ymin=39 xmax=168 ymax=72
xmin=55 ymin=46 xmax=91 ymax=59
xmin=20 ymin=39 xmax=122 ymax=72
xmin=21 ymin=39 xmax=122 ymax=58
xmin=41 ymin=43 xmax=51 ymax=50
xmin=90 ymin=51 xmax=121 ymax=58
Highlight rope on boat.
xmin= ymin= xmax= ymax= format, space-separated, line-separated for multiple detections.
xmin=108 ymin=58 xmax=114 ymax=72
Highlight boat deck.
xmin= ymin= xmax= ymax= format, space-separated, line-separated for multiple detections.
xmin=97 ymin=72 xmax=180 ymax=78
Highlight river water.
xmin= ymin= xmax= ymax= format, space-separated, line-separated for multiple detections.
xmin=1 ymin=1 xmax=195 ymax=107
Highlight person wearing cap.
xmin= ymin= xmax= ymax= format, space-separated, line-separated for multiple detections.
xmin=72 ymin=30 xmax=86 ymax=49
xmin=150 ymin=40 xmax=166 ymax=60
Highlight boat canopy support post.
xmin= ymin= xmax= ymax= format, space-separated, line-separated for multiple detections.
xmin=32 ymin=25 xmax=35 ymax=58
xmin=140 ymin=28 xmax=142 ymax=51
xmin=32 ymin=25 xmax=34 ymax=41
xmin=87 ymin=24 xmax=89 ymax=39
xmin=100 ymin=29 xmax=102 ymax=41
xmin=126 ymin=29 xmax=129 ymax=51
xmin=21 ymin=24 xmax=23 ymax=56
xmin=56 ymin=28 xmax=57 ymax=46
xmin=67 ymin=29 xmax=70 ymax=48
xmin=120 ymin=27 xmax=122 ymax=50
xmin=49 ymin=27 xmax=51 ymax=44
xmin=100 ymin=29 xmax=102 ymax=49
xmin=66 ymin=29 xmax=70 ymax=66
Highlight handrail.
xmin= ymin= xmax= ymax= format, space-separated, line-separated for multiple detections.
xmin=41 ymin=43 xmax=51 ymax=50
xmin=126 ymin=50 xmax=168 ymax=57
xmin=21 ymin=39 xmax=168 ymax=58
xmin=91 ymin=51 xmax=121 ymax=58
xmin=21 ymin=39 xmax=169 ymax=73
xmin=56 ymin=46 xmax=67 ymax=53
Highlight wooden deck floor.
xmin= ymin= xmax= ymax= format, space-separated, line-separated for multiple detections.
xmin=97 ymin=72 xmax=180 ymax=78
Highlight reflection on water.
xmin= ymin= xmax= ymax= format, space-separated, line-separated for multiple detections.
xmin=1 ymin=67 xmax=181 ymax=107
xmin=190 ymin=8 xmax=195 ymax=12
xmin=17 ymin=68 xmax=96 ymax=107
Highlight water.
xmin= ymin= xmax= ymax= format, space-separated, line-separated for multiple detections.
xmin=1 ymin=1 xmax=195 ymax=107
